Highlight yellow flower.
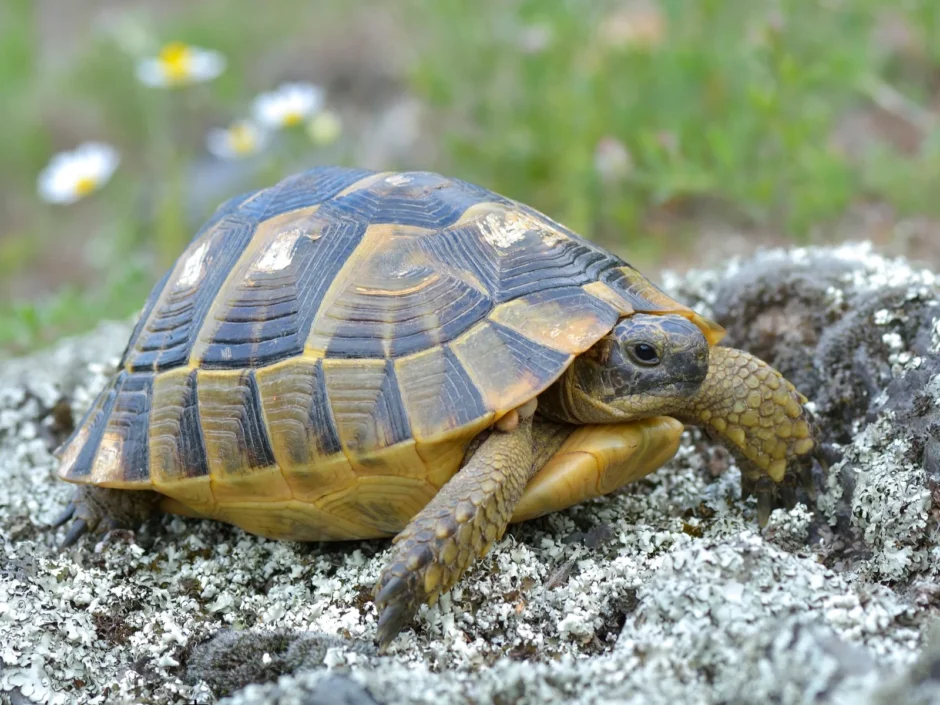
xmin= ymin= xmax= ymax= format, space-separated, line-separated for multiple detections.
xmin=306 ymin=111 xmax=342 ymax=146
xmin=206 ymin=121 xmax=268 ymax=159
xmin=253 ymin=83 xmax=324 ymax=129
xmin=37 ymin=142 xmax=120 ymax=205
xmin=136 ymin=41 xmax=226 ymax=87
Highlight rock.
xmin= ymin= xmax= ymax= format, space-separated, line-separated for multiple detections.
xmin=0 ymin=242 xmax=938 ymax=705
xmin=185 ymin=630 xmax=375 ymax=699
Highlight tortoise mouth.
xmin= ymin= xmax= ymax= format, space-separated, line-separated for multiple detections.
xmin=642 ymin=376 xmax=704 ymax=401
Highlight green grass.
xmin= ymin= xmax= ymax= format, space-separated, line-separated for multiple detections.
xmin=411 ymin=0 xmax=940 ymax=253
xmin=0 ymin=0 xmax=939 ymax=354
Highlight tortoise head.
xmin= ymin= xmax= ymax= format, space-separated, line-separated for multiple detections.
xmin=562 ymin=313 xmax=710 ymax=420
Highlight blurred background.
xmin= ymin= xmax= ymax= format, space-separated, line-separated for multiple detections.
xmin=1 ymin=0 xmax=939 ymax=354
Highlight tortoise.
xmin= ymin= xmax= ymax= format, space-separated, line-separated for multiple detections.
xmin=52 ymin=165 xmax=821 ymax=647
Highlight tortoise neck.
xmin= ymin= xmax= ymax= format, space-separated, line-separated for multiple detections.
xmin=538 ymin=367 xmax=617 ymax=424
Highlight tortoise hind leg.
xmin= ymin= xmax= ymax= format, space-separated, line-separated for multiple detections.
xmin=52 ymin=486 xmax=162 ymax=548
xmin=373 ymin=409 xmax=537 ymax=648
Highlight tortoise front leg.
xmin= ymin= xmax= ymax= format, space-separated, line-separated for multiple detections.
xmin=373 ymin=406 xmax=538 ymax=648
xmin=673 ymin=346 xmax=823 ymax=525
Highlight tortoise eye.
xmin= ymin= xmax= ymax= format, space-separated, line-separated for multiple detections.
xmin=631 ymin=343 xmax=660 ymax=365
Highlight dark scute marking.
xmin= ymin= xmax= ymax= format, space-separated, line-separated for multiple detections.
xmin=126 ymin=217 xmax=257 ymax=371
xmin=517 ymin=202 xmax=630 ymax=264
xmin=177 ymin=370 xmax=209 ymax=479
xmin=194 ymin=190 xmax=256 ymax=240
xmin=243 ymin=371 xmax=277 ymax=469
xmin=109 ymin=372 xmax=154 ymax=483
xmin=450 ymin=176 xmax=515 ymax=206
xmin=199 ymin=214 xmax=369 ymax=368
xmin=489 ymin=239 xmax=613 ymax=303
xmin=261 ymin=166 xmax=377 ymax=219
xmin=58 ymin=393 xmax=100 ymax=461
xmin=323 ymin=244 xmax=493 ymax=358
xmin=424 ymin=221 xmax=617 ymax=305
xmin=601 ymin=267 xmax=673 ymax=312
xmin=327 ymin=361 xmax=413 ymax=452
xmin=227 ymin=185 xmax=280 ymax=221
xmin=376 ymin=360 xmax=412 ymax=448
xmin=307 ymin=359 xmax=344 ymax=458
xmin=328 ymin=171 xmax=488 ymax=229
xmin=417 ymin=348 xmax=488 ymax=432
xmin=119 ymin=269 xmax=171 ymax=369
xmin=63 ymin=372 xmax=126 ymax=480
xmin=390 ymin=291 xmax=491 ymax=356
xmin=440 ymin=348 xmax=488 ymax=428
xmin=490 ymin=321 xmax=571 ymax=387
xmin=527 ymin=285 xmax=620 ymax=320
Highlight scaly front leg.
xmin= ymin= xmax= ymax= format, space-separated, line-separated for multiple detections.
xmin=674 ymin=346 xmax=825 ymax=525
xmin=373 ymin=407 xmax=537 ymax=648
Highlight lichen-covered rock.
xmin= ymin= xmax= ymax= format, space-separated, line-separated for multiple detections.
xmin=1 ymin=243 xmax=939 ymax=705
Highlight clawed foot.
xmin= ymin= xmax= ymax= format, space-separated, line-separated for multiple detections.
xmin=739 ymin=441 xmax=834 ymax=527
xmin=48 ymin=486 xmax=160 ymax=549
xmin=371 ymin=412 xmax=535 ymax=649
xmin=373 ymin=564 xmax=427 ymax=649
xmin=372 ymin=498 xmax=480 ymax=650
xmin=682 ymin=346 xmax=833 ymax=528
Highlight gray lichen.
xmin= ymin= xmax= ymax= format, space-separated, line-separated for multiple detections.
xmin=1 ymin=243 xmax=939 ymax=705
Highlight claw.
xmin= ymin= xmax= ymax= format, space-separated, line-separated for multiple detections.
xmin=374 ymin=575 xmax=409 ymax=605
xmin=779 ymin=483 xmax=797 ymax=511
xmin=755 ymin=477 xmax=775 ymax=528
xmin=50 ymin=502 xmax=76 ymax=528
xmin=373 ymin=574 xmax=420 ymax=650
xmin=799 ymin=463 xmax=818 ymax=502
xmin=376 ymin=602 xmax=414 ymax=651
xmin=60 ymin=519 xmax=88 ymax=549
xmin=740 ymin=474 xmax=754 ymax=501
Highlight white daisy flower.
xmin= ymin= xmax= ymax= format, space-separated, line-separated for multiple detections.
xmin=37 ymin=142 xmax=120 ymax=205
xmin=594 ymin=137 xmax=633 ymax=182
xmin=253 ymin=82 xmax=325 ymax=129
xmin=136 ymin=41 xmax=226 ymax=88
xmin=306 ymin=110 xmax=342 ymax=146
xmin=206 ymin=121 xmax=269 ymax=159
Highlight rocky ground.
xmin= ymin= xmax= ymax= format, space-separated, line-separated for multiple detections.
xmin=1 ymin=242 xmax=939 ymax=705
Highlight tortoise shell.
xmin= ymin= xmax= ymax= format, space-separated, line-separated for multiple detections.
xmin=56 ymin=166 xmax=723 ymax=540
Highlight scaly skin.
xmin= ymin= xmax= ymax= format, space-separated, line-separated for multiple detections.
xmin=52 ymin=486 xmax=161 ymax=547
xmin=671 ymin=346 xmax=820 ymax=525
xmin=373 ymin=414 xmax=537 ymax=648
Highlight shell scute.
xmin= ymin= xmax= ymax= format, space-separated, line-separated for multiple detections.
xmin=326 ymin=170 xmax=492 ymax=230
xmin=123 ymin=216 xmax=257 ymax=371
xmin=257 ymin=166 xmax=375 ymax=220
xmin=321 ymin=358 xmax=413 ymax=454
xmin=57 ymin=371 xmax=154 ymax=488
xmin=395 ymin=346 xmax=490 ymax=442
xmin=449 ymin=320 xmax=572 ymax=415
xmin=192 ymin=207 xmax=369 ymax=369
xmin=149 ymin=368 xmax=210 ymax=487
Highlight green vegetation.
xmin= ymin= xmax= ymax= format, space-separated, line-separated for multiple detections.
xmin=1 ymin=0 xmax=938 ymax=354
